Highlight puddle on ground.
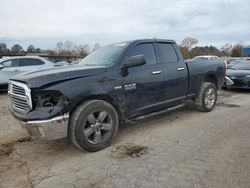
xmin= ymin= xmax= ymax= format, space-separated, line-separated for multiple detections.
xmin=0 ymin=142 xmax=15 ymax=156
xmin=111 ymin=143 xmax=148 ymax=159
xmin=0 ymin=137 xmax=31 ymax=156
xmin=217 ymin=102 xmax=241 ymax=108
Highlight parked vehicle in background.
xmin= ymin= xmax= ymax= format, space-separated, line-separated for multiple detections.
xmin=192 ymin=55 xmax=219 ymax=61
xmin=8 ymin=39 xmax=225 ymax=152
xmin=226 ymin=59 xmax=242 ymax=69
xmin=225 ymin=61 xmax=250 ymax=89
xmin=54 ymin=61 xmax=69 ymax=66
xmin=71 ymin=59 xmax=82 ymax=65
xmin=0 ymin=56 xmax=55 ymax=89
xmin=191 ymin=55 xmax=227 ymax=69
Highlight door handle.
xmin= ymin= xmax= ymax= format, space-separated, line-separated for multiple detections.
xmin=152 ymin=71 xmax=162 ymax=75
xmin=177 ymin=67 xmax=185 ymax=71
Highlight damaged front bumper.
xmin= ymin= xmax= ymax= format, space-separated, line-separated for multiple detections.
xmin=19 ymin=114 xmax=69 ymax=140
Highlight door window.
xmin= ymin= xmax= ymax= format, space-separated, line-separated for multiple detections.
xmin=156 ymin=43 xmax=178 ymax=63
xmin=127 ymin=43 xmax=157 ymax=65
xmin=1 ymin=59 xmax=19 ymax=67
xmin=19 ymin=58 xmax=44 ymax=66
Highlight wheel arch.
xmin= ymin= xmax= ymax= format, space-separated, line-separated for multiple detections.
xmin=69 ymin=94 xmax=124 ymax=123
xmin=203 ymin=74 xmax=218 ymax=89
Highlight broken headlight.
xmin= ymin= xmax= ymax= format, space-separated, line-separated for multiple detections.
xmin=33 ymin=91 xmax=69 ymax=108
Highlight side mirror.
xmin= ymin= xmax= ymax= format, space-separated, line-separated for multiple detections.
xmin=122 ymin=55 xmax=146 ymax=69
xmin=0 ymin=64 xmax=4 ymax=70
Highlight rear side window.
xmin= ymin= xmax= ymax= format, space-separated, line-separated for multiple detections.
xmin=127 ymin=43 xmax=157 ymax=65
xmin=19 ymin=58 xmax=44 ymax=66
xmin=156 ymin=43 xmax=178 ymax=63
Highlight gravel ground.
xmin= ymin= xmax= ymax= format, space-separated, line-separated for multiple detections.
xmin=0 ymin=92 xmax=28 ymax=145
xmin=0 ymin=89 xmax=249 ymax=188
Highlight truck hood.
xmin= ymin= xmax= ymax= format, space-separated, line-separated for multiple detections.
xmin=11 ymin=65 xmax=107 ymax=88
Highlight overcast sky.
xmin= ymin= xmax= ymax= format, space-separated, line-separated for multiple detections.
xmin=0 ymin=0 xmax=249 ymax=49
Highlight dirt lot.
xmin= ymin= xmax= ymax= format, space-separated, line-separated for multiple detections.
xmin=0 ymin=90 xmax=249 ymax=188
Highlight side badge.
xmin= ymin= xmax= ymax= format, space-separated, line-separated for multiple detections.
xmin=124 ymin=83 xmax=136 ymax=91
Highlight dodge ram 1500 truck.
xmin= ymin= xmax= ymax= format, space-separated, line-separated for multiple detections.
xmin=8 ymin=39 xmax=225 ymax=151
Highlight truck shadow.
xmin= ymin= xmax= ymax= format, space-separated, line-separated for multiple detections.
xmin=222 ymin=88 xmax=250 ymax=94
xmin=0 ymin=90 xmax=7 ymax=96
xmin=117 ymin=103 xmax=195 ymax=138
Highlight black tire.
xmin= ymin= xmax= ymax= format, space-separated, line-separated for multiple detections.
xmin=195 ymin=82 xmax=217 ymax=112
xmin=69 ymin=100 xmax=119 ymax=152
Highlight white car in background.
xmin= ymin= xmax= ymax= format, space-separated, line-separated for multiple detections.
xmin=0 ymin=56 xmax=55 ymax=89
xmin=54 ymin=60 xmax=69 ymax=66
xmin=191 ymin=55 xmax=227 ymax=69
xmin=192 ymin=55 xmax=219 ymax=61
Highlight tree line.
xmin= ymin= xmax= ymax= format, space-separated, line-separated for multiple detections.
xmin=0 ymin=41 xmax=101 ymax=58
xmin=179 ymin=37 xmax=245 ymax=59
xmin=0 ymin=38 xmax=246 ymax=59
xmin=0 ymin=43 xmax=42 ymax=55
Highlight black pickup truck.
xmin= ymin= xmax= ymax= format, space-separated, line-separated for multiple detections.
xmin=8 ymin=39 xmax=225 ymax=151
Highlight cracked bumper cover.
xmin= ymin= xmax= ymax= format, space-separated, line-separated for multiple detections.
xmin=19 ymin=114 xmax=69 ymax=140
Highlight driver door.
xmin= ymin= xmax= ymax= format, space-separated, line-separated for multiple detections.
xmin=122 ymin=42 xmax=165 ymax=117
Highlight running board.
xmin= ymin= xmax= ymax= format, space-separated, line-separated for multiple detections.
xmin=126 ymin=104 xmax=185 ymax=124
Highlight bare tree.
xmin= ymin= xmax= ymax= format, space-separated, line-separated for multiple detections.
xmin=64 ymin=41 xmax=73 ymax=51
xmin=93 ymin=43 xmax=101 ymax=51
xmin=56 ymin=42 xmax=63 ymax=52
xmin=83 ymin=44 xmax=91 ymax=54
xmin=221 ymin=43 xmax=232 ymax=56
xmin=77 ymin=44 xmax=90 ymax=56
xmin=179 ymin=46 xmax=189 ymax=59
xmin=181 ymin=37 xmax=198 ymax=50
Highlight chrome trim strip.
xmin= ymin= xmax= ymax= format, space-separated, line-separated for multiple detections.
xmin=152 ymin=71 xmax=162 ymax=75
xmin=25 ymin=114 xmax=69 ymax=124
xmin=177 ymin=67 xmax=185 ymax=71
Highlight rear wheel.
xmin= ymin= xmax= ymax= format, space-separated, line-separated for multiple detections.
xmin=195 ymin=82 xmax=217 ymax=112
xmin=69 ymin=100 xmax=119 ymax=152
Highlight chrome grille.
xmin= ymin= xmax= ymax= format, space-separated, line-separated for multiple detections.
xmin=12 ymin=84 xmax=26 ymax=95
xmin=8 ymin=81 xmax=32 ymax=114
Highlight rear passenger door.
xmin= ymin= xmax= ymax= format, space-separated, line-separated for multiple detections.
xmin=123 ymin=42 xmax=165 ymax=117
xmin=155 ymin=42 xmax=188 ymax=103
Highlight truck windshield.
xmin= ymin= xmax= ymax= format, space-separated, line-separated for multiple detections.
xmin=78 ymin=43 xmax=127 ymax=66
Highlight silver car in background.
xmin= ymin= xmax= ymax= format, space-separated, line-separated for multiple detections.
xmin=0 ymin=56 xmax=55 ymax=89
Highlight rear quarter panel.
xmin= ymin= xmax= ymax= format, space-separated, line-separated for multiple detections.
xmin=186 ymin=59 xmax=225 ymax=96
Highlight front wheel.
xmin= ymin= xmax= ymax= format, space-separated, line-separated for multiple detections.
xmin=69 ymin=100 xmax=119 ymax=152
xmin=195 ymin=82 xmax=217 ymax=112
